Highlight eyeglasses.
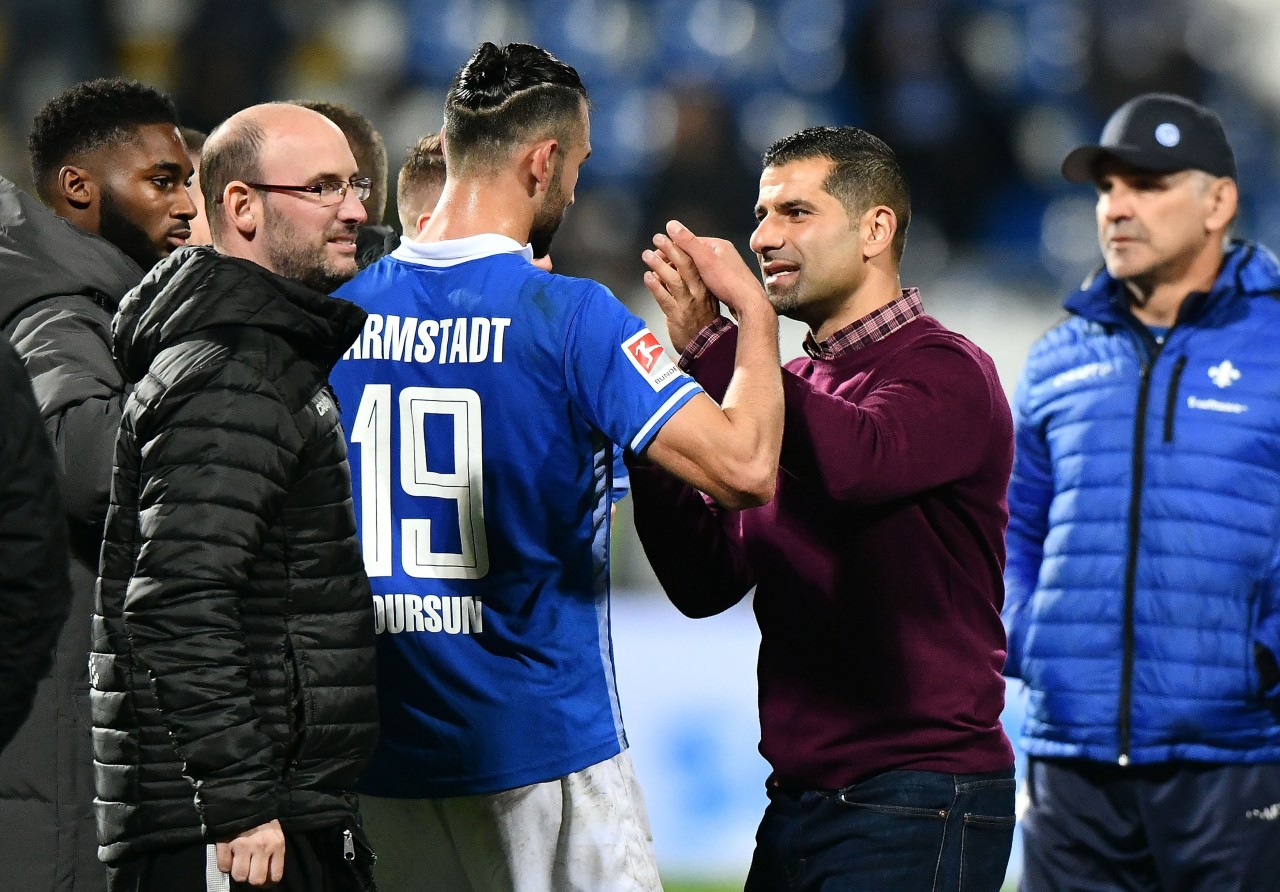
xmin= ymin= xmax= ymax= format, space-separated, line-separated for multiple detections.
xmin=244 ymin=177 xmax=373 ymax=206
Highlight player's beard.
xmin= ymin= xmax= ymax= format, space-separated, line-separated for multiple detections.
xmin=764 ymin=277 xmax=803 ymax=316
xmin=99 ymin=187 xmax=163 ymax=271
xmin=262 ymin=201 xmax=360 ymax=293
xmin=529 ymin=169 xmax=569 ymax=260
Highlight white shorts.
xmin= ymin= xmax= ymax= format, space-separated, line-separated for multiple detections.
xmin=360 ymin=749 xmax=663 ymax=892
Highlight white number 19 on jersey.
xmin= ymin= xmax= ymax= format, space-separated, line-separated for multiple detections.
xmin=349 ymin=384 xmax=490 ymax=579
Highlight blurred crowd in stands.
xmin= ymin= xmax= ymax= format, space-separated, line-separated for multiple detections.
xmin=6 ymin=0 xmax=1280 ymax=293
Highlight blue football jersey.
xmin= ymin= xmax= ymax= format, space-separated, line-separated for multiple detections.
xmin=329 ymin=234 xmax=701 ymax=797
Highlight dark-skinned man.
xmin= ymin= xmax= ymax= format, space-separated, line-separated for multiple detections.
xmin=0 ymin=76 xmax=195 ymax=892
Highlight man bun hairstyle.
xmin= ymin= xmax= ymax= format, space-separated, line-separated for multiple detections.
xmin=763 ymin=126 xmax=912 ymax=262
xmin=443 ymin=42 xmax=588 ymax=174
xmin=28 ymin=77 xmax=180 ymax=204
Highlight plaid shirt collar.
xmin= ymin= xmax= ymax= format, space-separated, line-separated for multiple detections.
xmin=803 ymin=288 xmax=924 ymax=360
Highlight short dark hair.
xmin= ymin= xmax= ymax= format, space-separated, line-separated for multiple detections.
xmin=293 ymin=99 xmax=388 ymax=222
xmin=443 ymin=42 xmax=588 ymax=174
xmin=762 ymin=126 xmax=912 ymax=261
xmin=28 ymin=78 xmax=180 ymax=204
xmin=199 ymin=117 xmax=265 ymax=240
xmin=397 ymin=133 xmax=446 ymax=230
xmin=180 ymin=126 xmax=207 ymax=156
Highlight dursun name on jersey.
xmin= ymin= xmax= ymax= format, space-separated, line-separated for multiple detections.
xmin=373 ymin=593 xmax=483 ymax=635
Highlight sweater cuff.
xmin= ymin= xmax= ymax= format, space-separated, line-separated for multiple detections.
xmin=678 ymin=317 xmax=734 ymax=372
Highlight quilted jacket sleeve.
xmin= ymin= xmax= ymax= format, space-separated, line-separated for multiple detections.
xmin=122 ymin=356 xmax=303 ymax=839
xmin=0 ymin=340 xmax=72 ymax=751
xmin=6 ymin=295 xmax=127 ymax=533
xmin=1002 ymin=369 xmax=1054 ymax=679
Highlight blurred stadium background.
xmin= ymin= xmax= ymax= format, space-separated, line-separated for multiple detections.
xmin=5 ymin=0 xmax=1280 ymax=887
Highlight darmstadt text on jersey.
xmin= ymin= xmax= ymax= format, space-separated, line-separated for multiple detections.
xmin=343 ymin=312 xmax=513 ymax=364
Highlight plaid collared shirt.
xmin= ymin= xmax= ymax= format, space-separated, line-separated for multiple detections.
xmin=677 ymin=288 xmax=925 ymax=369
xmin=802 ymin=288 xmax=924 ymax=360
xmin=677 ymin=315 xmax=734 ymax=371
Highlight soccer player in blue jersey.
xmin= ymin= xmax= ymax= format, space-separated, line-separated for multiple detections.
xmin=394 ymin=131 xmax=631 ymax=507
xmin=329 ymin=41 xmax=784 ymax=892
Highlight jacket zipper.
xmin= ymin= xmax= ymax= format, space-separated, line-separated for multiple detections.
xmin=1162 ymin=355 xmax=1187 ymax=443
xmin=1119 ymin=326 xmax=1168 ymax=766
xmin=1120 ymin=360 xmax=1151 ymax=766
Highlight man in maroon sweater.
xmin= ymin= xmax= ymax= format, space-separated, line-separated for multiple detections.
xmin=633 ymin=125 xmax=1016 ymax=890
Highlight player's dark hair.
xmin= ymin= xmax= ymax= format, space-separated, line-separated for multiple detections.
xmin=293 ymin=99 xmax=389 ymax=222
xmin=28 ymin=78 xmax=180 ymax=204
xmin=443 ymin=42 xmax=588 ymax=173
xmin=179 ymin=126 xmax=207 ymax=156
xmin=763 ymin=126 xmax=912 ymax=261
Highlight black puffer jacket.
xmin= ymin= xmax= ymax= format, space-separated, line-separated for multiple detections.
xmin=356 ymin=222 xmax=398 ymax=270
xmin=0 ymin=175 xmax=140 ymax=892
xmin=92 ymin=246 xmax=377 ymax=862
xmin=0 ymin=337 xmax=72 ymax=750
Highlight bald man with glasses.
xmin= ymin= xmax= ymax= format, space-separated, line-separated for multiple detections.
xmin=91 ymin=103 xmax=379 ymax=892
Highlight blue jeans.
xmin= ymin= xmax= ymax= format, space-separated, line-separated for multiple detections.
xmin=744 ymin=767 xmax=1015 ymax=892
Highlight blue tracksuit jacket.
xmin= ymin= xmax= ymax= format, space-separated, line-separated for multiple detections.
xmin=1005 ymin=241 xmax=1280 ymax=765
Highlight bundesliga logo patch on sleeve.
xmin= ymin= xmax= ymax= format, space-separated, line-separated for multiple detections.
xmin=622 ymin=329 xmax=682 ymax=392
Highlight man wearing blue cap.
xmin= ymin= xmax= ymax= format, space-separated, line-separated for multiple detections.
xmin=1004 ymin=92 xmax=1280 ymax=890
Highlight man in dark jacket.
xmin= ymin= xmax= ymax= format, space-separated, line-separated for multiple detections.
xmin=0 ymin=337 xmax=73 ymax=752
xmin=0 ymin=77 xmax=194 ymax=892
xmin=93 ymin=102 xmax=378 ymax=891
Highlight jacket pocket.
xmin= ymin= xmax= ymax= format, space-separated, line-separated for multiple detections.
xmin=283 ymin=640 xmax=309 ymax=770
xmin=1254 ymin=642 xmax=1280 ymax=699
xmin=1162 ymin=355 xmax=1187 ymax=443
xmin=1244 ymin=582 xmax=1262 ymax=701
xmin=339 ymin=820 xmax=378 ymax=891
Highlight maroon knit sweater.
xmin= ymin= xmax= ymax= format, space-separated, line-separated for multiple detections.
xmin=630 ymin=312 xmax=1015 ymax=790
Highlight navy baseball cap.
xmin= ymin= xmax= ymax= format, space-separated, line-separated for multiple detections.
xmin=1061 ymin=93 xmax=1236 ymax=183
